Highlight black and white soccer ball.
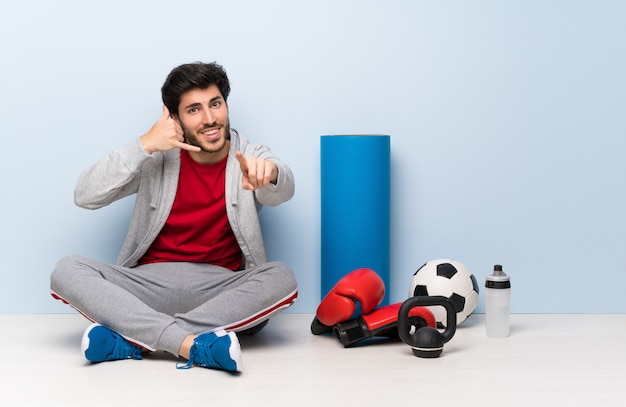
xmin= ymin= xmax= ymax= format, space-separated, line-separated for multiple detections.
xmin=409 ymin=259 xmax=479 ymax=327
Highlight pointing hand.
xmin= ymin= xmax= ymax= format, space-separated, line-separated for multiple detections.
xmin=235 ymin=151 xmax=278 ymax=190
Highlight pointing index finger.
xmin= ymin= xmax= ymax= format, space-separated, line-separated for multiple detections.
xmin=235 ymin=151 xmax=248 ymax=169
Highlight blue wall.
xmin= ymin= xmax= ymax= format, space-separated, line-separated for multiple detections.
xmin=1 ymin=1 xmax=625 ymax=314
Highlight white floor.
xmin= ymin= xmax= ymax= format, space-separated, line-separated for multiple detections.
xmin=1 ymin=313 xmax=625 ymax=406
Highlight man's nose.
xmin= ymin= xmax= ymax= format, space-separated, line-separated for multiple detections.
xmin=201 ymin=108 xmax=215 ymax=124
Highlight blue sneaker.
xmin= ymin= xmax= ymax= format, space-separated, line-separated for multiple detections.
xmin=177 ymin=330 xmax=242 ymax=372
xmin=81 ymin=323 xmax=143 ymax=363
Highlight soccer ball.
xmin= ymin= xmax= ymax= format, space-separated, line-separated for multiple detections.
xmin=409 ymin=259 xmax=479 ymax=327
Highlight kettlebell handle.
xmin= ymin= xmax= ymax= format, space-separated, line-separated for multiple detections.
xmin=398 ymin=296 xmax=457 ymax=348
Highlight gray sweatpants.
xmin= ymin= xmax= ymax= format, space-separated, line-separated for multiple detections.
xmin=50 ymin=255 xmax=298 ymax=356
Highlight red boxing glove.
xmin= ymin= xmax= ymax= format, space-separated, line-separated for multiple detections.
xmin=311 ymin=268 xmax=385 ymax=335
xmin=333 ymin=303 xmax=436 ymax=347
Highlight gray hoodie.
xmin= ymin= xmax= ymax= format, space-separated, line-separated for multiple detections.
xmin=74 ymin=129 xmax=295 ymax=269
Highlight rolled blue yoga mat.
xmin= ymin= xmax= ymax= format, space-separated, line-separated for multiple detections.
xmin=320 ymin=135 xmax=390 ymax=305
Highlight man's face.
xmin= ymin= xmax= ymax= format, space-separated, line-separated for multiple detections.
xmin=175 ymin=85 xmax=230 ymax=161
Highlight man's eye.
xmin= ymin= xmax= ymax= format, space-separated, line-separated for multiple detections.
xmin=189 ymin=108 xmax=199 ymax=113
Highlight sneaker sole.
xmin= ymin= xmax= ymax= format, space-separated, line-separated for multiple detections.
xmin=80 ymin=322 xmax=101 ymax=357
xmin=227 ymin=331 xmax=242 ymax=372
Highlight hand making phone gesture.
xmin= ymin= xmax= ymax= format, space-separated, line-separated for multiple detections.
xmin=139 ymin=106 xmax=201 ymax=154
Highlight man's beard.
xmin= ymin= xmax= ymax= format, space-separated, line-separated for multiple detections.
xmin=183 ymin=122 xmax=231 ymax=154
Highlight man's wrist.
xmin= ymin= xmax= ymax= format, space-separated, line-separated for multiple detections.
xmin=139 ymin=135 xmax=155 ymax=155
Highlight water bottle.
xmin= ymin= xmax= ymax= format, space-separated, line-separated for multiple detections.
xmin=485 ymin=264 xmax=511 ymax=338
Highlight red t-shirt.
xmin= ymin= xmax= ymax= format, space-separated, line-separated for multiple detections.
xmin=139 ymin=150 xmax=242 ymax=270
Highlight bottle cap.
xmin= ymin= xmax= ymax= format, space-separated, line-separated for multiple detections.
xmin=485 ymin=264 xmax=511 ymax=288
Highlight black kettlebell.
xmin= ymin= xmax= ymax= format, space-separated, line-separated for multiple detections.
xmin=398 ymin=296 xmax=457 ymax=358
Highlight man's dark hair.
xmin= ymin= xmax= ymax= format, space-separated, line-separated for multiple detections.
xmin=161 ymin=62 xmax=231 ymax=116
